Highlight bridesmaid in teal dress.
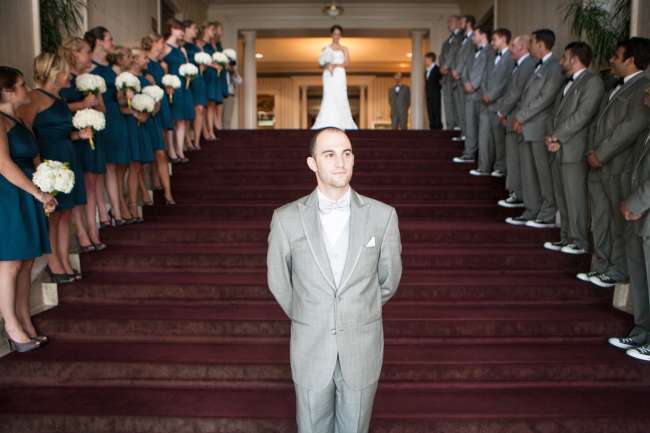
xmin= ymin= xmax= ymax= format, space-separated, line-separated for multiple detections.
xmin=60 ymin=37 xmax=107 ymax=252
xmin=22 ymin=52 xmax=90 ymax=284
xmin=212 ymin=22 xmax=229 ymax=133
xmin=182 ymin=20 xmax=207 ymax=151
xmin=0 ymin=66 xmax=55 ymax=352
xmin=197 ymin=23 xmax=221 ymax=141
xmin=163 ymin=18 xmax=193 ymax=163
xmin=142 ymin=33 xmax=175 ymax=205
xmin=85 ymin=26 xmax=131 ymax=225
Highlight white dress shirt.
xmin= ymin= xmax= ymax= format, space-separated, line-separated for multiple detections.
xmin=426 ymin=64 xmax=437 ymax=79
xmin=535 ymin=52 xmax=553 ymax=71
xmin=317 ymin=188 xmax=351 ymax=287
xmin=495 ymin=47 xmax=508 ymax=65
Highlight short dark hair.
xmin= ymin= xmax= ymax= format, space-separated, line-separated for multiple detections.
xmin=475 ymin=26 xmax=491 ymax=41
xmin=532 ymin=29 xmax=555 ymax=51
xmin=425 ymin=52 xmax=437 ymax=62
xmin=0 ymin=66 xmax=23 ymax=101
xmin=617 ymin=37 xmax=650 ymax=71
xmin=565 ymin=41 xmax=593 ymax=67
xmin=330 ymin=25 xmax=343 ymax=35
xmin=309 ymin=127 xmax=347 ymax=157
xmin=464 ymin=15 xmax=476 ymax=29
xmin=493 ymin=28 xmax=512 ymax=44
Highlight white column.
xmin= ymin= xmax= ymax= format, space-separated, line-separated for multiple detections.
xmin=410 ymin=30 xmax=426 ymax=130
xmin=242 ymin=30 xmax=257 ymax=129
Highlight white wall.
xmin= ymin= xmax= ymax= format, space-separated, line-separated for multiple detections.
xmin=0 ymin=0 xmax=40 ymax=85
xmin=86 ymin=0 xmax=159 ymax=47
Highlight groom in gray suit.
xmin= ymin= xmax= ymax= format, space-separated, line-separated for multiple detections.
xmin=267 ymin=127 xmax=403 ymax=433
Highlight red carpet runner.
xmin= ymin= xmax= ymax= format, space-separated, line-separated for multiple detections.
xmin=1 ymin=130 xmax=650 ymax=432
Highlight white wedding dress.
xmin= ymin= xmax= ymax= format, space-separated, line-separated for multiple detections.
xmin=312 ymin=45 xmax=358 ymax=130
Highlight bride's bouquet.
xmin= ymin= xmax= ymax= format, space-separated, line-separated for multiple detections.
xmin=212 ymin=52 xmax=229 ymax=76
xmin=161 ymin=74 xmax=181 ymax=103
xmin=131 ymin=93 xmax=155 ymax=125
xmin=179 ymin=63 xmax=199 ymax=89
xmin=72 ymin=108 xmax=106 ymax=150
xmin=75 ymin=73 xmax=107 ymax=96
xmin=115 ymin=71 xmax=141 ymax=109
xmin=319 ymin=47 xmax=336 ymax=76
xmin=33 ymin=160 xmax=75 ymax=214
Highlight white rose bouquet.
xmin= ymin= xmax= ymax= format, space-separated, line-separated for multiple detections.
xmin=33 ymin=160 xmax=75 ymax=213
xmin=194 ymin=52 xmax=212 ymax=75
xmin=72 ymin=108 xmax=106 ymax=150
xmin=131 ymin=93 xmax=155 ymax=125
xmin=115 ymin=71 xmax=141 ymax=109
xmin=76 ymin=73 xmax=107 ymax=96
xmin=161 ymin=74 xmax=181 ymax=104
xmin=319 ymin=47 xmax=336 ymax=76
xmin=212 ymin=52 xmax=229 ymax=76
xmin=223 ymin=48 xmax=237 ymax=62
xmin=179 ymin=63 xmax=199 ymax=89
xmin=142 ymin=85 xmax=164 ymax=103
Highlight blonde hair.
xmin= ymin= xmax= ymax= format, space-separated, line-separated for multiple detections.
xmin=60 ymin=37 xmax=89 ymax=69
xmin=109 ymin=45 xmax=130 ymax=66
xmin=33 ymin=51 xmax=69 ymax=85
xmin=141 ymin=33 xmax=163 ymax=52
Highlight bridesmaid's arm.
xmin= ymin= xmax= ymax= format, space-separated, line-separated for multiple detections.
xmin=145 ymin=73 xmax=156 ymax=85
xmin=67 ymin=94 xmax=99 ymax=113
xmin=0 ymin=125 xmax=44 ymax=200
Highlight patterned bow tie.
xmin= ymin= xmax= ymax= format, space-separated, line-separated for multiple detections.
xmin=319 ymin=198 xmax=350 ymax=214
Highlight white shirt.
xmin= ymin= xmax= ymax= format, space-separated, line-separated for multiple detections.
xmin=495 ymin=47 xmax=508 ymax=65
xmin=535 ymin=52 xmax=553 ymax=71
xmin=394 ymin=85 xmax=401 ymax=93
xmin=610 ymin=70 xmax=644 ymax=101
xmin=426 ymin=63 xmax=437 ymax=79
xmin=462 ymin=31 xmax=473 ymax=45
xmin=317 ymin=188 xmax=351 ymax=286
xmin=516 ymin=53 xmax=530 ymax=67
xmin=474 ymin=44 xmax=486 ymax=59
xmin=563 ymin=68 xmax=586 ymax=96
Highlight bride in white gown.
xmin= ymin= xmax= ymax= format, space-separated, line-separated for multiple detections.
xmin=312 ymin=25 xmax=358 ymax=130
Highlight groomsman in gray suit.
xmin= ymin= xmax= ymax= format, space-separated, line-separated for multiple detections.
xmin=497 ymin=35 xmax=535 ymax=209
xmin=451 ymin=15 xmax=476 ymax=142
xmin=543 ymin=42 xmax=604 ymax=256
xmin=439 ymin=15 xmax=462 ymax=130
xmin=389 ymin=72 xmax=410 ymax=129
xmin=578 ymin=37 xmax=650 ymax=289
xmin=471 ymin=28 xmax=514 ymax=176
xmin=507 ymin=29 xmax=564 ymax=228
xmin=267 ymin=127 xmax=403 ymax=433
xmin=453 ymin=26 xmax=492 ymax=163
xmin=612 ymin=85 xmax=650 ymax=361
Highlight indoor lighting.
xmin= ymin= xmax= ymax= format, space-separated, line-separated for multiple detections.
xmin=406 ymin=52 xmax=413 ymax=58
xmin=255 ymin=53 xmax=264 ymax=59
xmin=322 ymin=1 xmax=344 ymax=17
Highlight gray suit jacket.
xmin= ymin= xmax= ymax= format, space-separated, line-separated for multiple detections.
xmin=623 ymin=130 xmax=650 ymax=236
xmin=389 ymin=85 xmax=411 ymax=114
xmin=462 ymin=45 xmax=491 ymax=101
xmin=440 ymin=31 xmax=462 ymax=83
xmin=481 ymin=50 xmax=514 ymax=112
xmin=590 ymin=73 xmax=650 ymax=175
xmin=515 ymin=55 xmax=564 ymax=141
xmin=267 ymin=189 xmax=402 ymax=391
xmin=454 ymin=34 xmax=476 ymax=82
xmin=497 ymin=55 xmax=536 ymax=132
xmin=548 ymin=70 xmax=605 ymax=163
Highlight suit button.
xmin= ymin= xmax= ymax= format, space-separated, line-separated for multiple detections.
xmin=331 ymin=329 xmax=337 ymax=335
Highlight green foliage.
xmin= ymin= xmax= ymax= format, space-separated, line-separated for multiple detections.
xmin=562 ymin=0 xmax=631 ymax=66
xmin=39 ymin=0 xmax=86 ymax=53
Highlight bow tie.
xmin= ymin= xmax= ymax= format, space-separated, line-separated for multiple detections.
xmin=475 ymin=46 xmax=483 ymax=53
xmin=615 ymin=77 xmax=624 ymax=87
xmin=496 ymin=51 xmax=503 ymax=57
xmin=319 ymin=198 xmax=350 ymax=214
xmin=566 ymin=76 xmax=574 ymax=83
xmin=536 ymin=59 xmax=544 ymax=68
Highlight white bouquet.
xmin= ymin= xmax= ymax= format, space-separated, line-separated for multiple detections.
xmin=161 ymin=74 xmax=181 ymax=104
xmin=212 ymin=52 xmax=229 ymax=76
xmin=131 ymin=93 xmax=155 ymax=125
xmin=179 ymin=63 xmax=199 ymax=88
xmin=76 ymin=73 xmax=107 ymax=95
xmin=319 ymin=46 xmax=335 ymax=67
xmin=223 ymin=48 xmax=237 ymax=62
xmin=72 ymin=108 xmax=106 ymax=150
xmin=33 ymin=160 xmax=75 ymax=212
xmin=194 ymin=52 xmax=212 ymax=66
xmin=115 ymin=71 xmax=141 ymax=108
xmin=142 ymin=85 xmax=164 ymax=103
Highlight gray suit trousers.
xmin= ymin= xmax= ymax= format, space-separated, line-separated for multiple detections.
xmin=453 ymin=82 xmax=465 ymax=133
xmin=624 ymin=227 xmax=650 ymax=345
xmin=295 ymin=357 xmax=378 ymax=433
xmin=442 ymin=79 xmax=457 ymax=130
xmin=505 ymin=131 xmax=523 ymax=199
xmin=588 ymin=171 xmax=628 ymax=281
xmin=521 ymin=140 xmax=556 ymax=222
xmin=463 ymin=97 xmax=480 ymax=159
xmin=551 ymin=157 xmax=589 ymax=249
xmin=391 ymin=109 xmax=407 ymax=130
xmin=477 ymin=107 xmax=505 ymax=173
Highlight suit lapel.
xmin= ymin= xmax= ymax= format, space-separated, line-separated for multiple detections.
xmin=558 ymin=71 xmax=588 ymax=112
xmin=338 ymin=190 xmax=370 ymax=291
xmin=598 ymin=73 xmax=645 ymax=123
xmin=298 ymin=190 xmax=336 ymax=291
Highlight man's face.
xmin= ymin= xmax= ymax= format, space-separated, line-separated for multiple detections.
xmin=425 ymin=56 xmax=433 ymax=67
xmin=307 ymin=131 xmax=354 ymax=190
xmin=394 ymin=74 xmax=402 ymax=84
xmin=447 ymin=16 xmax=457 ymax=32
xmin=610 ymin=46 xmax=632 ymax=78
xmin=560 ymin=49 xmax=574 ymax=75
xmin=472 ymin=31 xmax=482 ymax=46
xmin=458 ymin=17 xmax=467 ymax=31
xmin=491 ymin=34 xmax=506 ymax=51
xmin=530 ymin=36 xmax=546 ymax=59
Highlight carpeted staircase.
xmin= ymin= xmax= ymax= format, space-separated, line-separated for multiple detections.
xmin=1 ymin=130 xmax=650 ymax=433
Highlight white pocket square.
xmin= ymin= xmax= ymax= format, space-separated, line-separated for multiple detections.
xmin=365 ymin=237 xmax=376 ymax=248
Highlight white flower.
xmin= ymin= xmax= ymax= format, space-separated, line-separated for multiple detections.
xmin=212 ymin=52 xmax=229 ymax=65
xmin=194 ymin=52 xmax=212 ymax=66
xmin=161 ymin=74 xmax=181 ymax=89
xmin=319 ymin=47 xmax=335 ymax=67
xmin=72 ymin=108 xmax=106 ymax=132
xmin=223 ymin=48 xmax=237 ymax=62
xmin=115 ymin=72 xmax=141 ymax=92
xmin=33 ymin=160 xmax=75 ymax=194
xmin=76 ymin=73 xmax=107 ymax=95
xmin=131 ymin=93 xmax=155 ymax=113
xmin=179 ymin=63 xmax=199 ymax=77
xmin=142 ymin=85 xmax=164 ymax=103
